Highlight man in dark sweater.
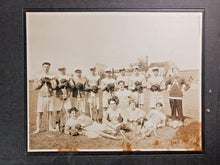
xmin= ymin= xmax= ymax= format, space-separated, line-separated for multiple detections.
xmin=165 ymin=68 xmax=190 ymax=121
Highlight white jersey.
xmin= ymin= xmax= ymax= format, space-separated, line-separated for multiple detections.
xmin=101 ymin=78 xmax=116 ymax=87
xmin=34 ymin=72 xmax=56 ymax=97
xmin=101 ymin=77 xmax=116 ymax=108
xmin=126 ymin=107 xmax=146 ymax=122
xmin=116 ymin=75 xmax=130 ymax=86
xmin=129 ymin=75 xmax=147 ymax=90
xmin=145 ymin=110 xmax=166 ymax=126
xmin=147 ymin=76 xmax=165 ymax=89
xmin=56 ymin=74 xmax=72 ymax=82
xmin=101 ymin=77 xmax=116 ymax=93
xmin=103 ymin=108 xmax=122 ymax=126
xmin=115 ymin=89 xmax=131 ymax=110
xmin=86 ymin=74 xmax=100 ymax=87
xmin=115 ymin=89 xmax=131 ymax=98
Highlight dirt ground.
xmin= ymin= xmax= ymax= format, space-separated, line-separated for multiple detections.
xmin=28 ymin=82 xmax=202 ymax=151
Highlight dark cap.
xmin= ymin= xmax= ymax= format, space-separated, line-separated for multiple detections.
xmin=90 ymin=66 xmax=96 ymax=70
xmin=68 ymin=107 xmax=79 ymax=114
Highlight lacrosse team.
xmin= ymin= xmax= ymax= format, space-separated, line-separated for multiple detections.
xmin=32 ymin=61 xmax=191 ymax=139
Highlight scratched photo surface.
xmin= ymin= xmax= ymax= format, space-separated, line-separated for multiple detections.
xmin=26 ymin=12 xmax=202 ymax=152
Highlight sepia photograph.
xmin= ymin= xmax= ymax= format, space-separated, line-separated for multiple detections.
xmin=26 ymin=11 xmax=202 ymax=152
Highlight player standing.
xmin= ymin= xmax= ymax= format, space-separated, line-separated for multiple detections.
xmin=129 ymin=66 xmax=147 ymax=109
xmin=72 ymin=68 xmax=88 ymax=115
xmin=86 ymin=66 xmax=101 ymax=121
xmin=33 ymin=62 xmax=57 ymax=134
xmin=165 ymin=68 xmax=190 ymax=121
xmin=116 ymin=67 xmax=130 ymax=89
xmin=54 ymin=66 xmax=74 ymax=132
xmin=147 ymin=67 xmax=166 ymax=109
xmin=100 ymin=68 xmax=116 ymax=111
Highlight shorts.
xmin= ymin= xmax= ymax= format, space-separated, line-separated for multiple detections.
xmin=37 ymin=96 xmax=54 ymax=112
xmin=54 ymin=97 xmax=72 ymax=111
xmin=88 ymin=93 xmax=100 ymax=109
xmin=102 ymin=92 xmax=112 ymax=108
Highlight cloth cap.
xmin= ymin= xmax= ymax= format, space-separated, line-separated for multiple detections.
xmin=42 ymin=62 xmax=51 ymax=66
xmin=105 ymin=67 xmax=112 ymax=72
xmin=75 ymin=68 xmax=82 ymax=72
xmin=119 ymin=67 xmax=125 ymax=71
xmin=58 ymin=65 xmax=66 ymax=70
xmin=90 ymin=66 xmax=96 ymax=70
xmin=152 ymin=67 xmax=159 ymax=71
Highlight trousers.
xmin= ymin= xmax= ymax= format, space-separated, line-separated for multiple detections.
xmin=169 ymin=99 xmax=183 ymax=119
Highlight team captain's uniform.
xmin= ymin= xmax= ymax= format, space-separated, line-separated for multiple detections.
xmin=165 ymin=68 xmax=190 ymax=120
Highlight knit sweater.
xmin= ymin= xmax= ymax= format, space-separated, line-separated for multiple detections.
xmin=165 ymin=76 xmax=190 ymax=99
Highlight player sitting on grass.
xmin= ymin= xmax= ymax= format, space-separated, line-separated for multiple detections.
xmin=139 ymin=102 xmax=167 ymax=138
xmin=115 ymin=80 xmax=132 ymax=119
xmin=124 ymin=100 xmax=146 ymax=130
xmin=64 ymin=107 xmax=93 ymax=136
xmin=102 ymin=97 xmax=130 ymax=133
xmin=64 ymin=107 xmax=121 ymax=140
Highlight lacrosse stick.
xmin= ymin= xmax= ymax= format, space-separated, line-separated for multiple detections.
xmin=97 ymin=130 xmax=122 ymax=140
xmin=81 ymin=127 xmax=121 ymax=140
xmin=59 ymin=86 xmax=68 ymax=132
xmin=76 ymin=88 xmax=82 ymax=113
xmin=119 ymin=130 xmax=131 ymax=142
xmin=93 ymin=89 xmax=100 ymax=122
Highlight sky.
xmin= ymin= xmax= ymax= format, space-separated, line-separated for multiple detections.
xmin=26 ymin=12 xmax=202 ymax=79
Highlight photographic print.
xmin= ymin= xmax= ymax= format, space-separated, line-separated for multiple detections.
xmin=26 ymin=11 xmax=202 ymax=152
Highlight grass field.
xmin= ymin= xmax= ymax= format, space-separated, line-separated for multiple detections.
xmin=28 ymin=81 xmax=202 ymax=151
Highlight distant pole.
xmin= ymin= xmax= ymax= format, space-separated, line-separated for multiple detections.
xmin=112 ymin=67 xmax=114 ymax=78
xmin=145 ymin=56 xmax=148 ymax=72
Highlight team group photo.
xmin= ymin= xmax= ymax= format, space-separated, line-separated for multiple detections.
xmin=27 ymin=12 xmax=202 ymax=151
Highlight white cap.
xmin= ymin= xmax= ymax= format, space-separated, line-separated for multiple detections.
xmin=119 ymin=67 xmax=125 ymax=71
xmin=58 ymin=65 xmax=66 ymax=70
xmin=151 ymin=67 xmax=159 ymax=71
xmin=75 ymin=68 xmax=82 ymax=72
xmin=105 ymin=67 xmax=112 ymax=72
